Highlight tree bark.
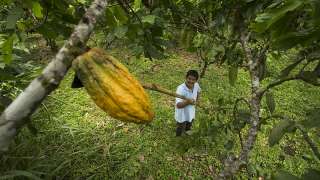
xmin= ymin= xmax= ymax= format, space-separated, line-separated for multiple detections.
xmin=219 ymin=32 xmax=263 ymax=179
xmin=0 ymin=0 xmax=108 ymax=151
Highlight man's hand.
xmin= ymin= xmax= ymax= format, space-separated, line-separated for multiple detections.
xmin=177 ymin=99 xmax=196 ymax=108
xmin=186 ymin=99 xmax=196 ymax=105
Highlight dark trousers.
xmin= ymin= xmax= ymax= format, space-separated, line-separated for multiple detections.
xmin=176 ymin=121 xmax=193 ymax=136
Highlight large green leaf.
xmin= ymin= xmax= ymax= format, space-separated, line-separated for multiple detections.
xmin=301 ymin=108 xmax=320 ymax=129
xmin=258 ymin=59 xmax=267 ymax=80
xmin=224 ymin=140 xmax=234 ymax=150
xmin=114 ymin=26 xmax=128 ymax=38
xmin=185 ymin=31 xmax=195 ymax=50
xmin=145 ymin=44 xmax=164 ymax=59
xmin=32 ymin=1 xmax=43 ymax=18
xmin=105 ymin=8 xmax=118 ymax=27
xmin=266 ymin=91 xmax=276 ymax=114
xmin=233 ymin=109 xmax=250 ymax=131
xmin=273 ymin=30 xmax=319 ymax=50
xmin=1 ymin=34 xmax=15 ymax=64
xmin=113 ymin=5 xmax=128 ymax=24
xmin=228 ymin=66 xmax=238 ymax=86
xmin=142 ymin=15 xmax=156 ymax=25
xmin=133 ymin=0 xmax=142 ymax=11
xmin=272 ymin=170 xmax=300 ymax=180
xmin=299 ymin=71 xmax=319 ymax=85
xmin=5 ymin=7 xmax=23 ymax=29
xmin=252 ymin=0 xmax=304 ymax=33
xmin=269 ymin=119 xmax=295 ymax=147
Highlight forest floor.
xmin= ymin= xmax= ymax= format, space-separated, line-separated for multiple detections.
xmin=0 ymin=47 xmax=319 ymax=179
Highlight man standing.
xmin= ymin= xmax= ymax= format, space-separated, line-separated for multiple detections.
xmin=175 ymin=70 xmax=201 ymax=136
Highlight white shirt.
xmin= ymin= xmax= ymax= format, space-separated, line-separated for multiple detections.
xmin=175 ymin=82 xmax=201 ymax=123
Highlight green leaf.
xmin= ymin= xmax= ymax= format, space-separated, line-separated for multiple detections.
xmin=114 ymin=26 xmax=128 ymax=38
xmin=5 ymin=7 xmax=23 ymax=29
xmin=113 ymin=5 xmax=128 ymax=24
xmin=302 ymin=169 xmax=320 ymax=180
xmin=266 ymin=91 xmax=276 ymax=114
xmin=142 ymin=15 xmax=156 ymax=25
xmin=1 ymin=34 xmax=15 ymax=64
xmin=145 ymin=44 xmax=164 ymax=59
xmin=301 ymin=108 xmax=320 ymax=129
xmin=259 ymin=60 xmax=267 ymax=80
xmin=0 ymin=63 xmax=5 ymax=69
xmin=224 ymin=140 xmax=234 ymax=150
xmin=192 ymin=33 xmax=206 ymax=48
xmin=0 ymin=69 xmax=15 ymax=80
xmin=237 ymin=110 xmax=251 ymax=123
xmin=233 ymin=109 xmax=250 ymax=131
xmin=228 ymin=66 xmax=238 ymax=86
xmin=300 ymin=71 xmax=319 ymax=85
xmin=184 ymin=30 xmax=195 ymax=49
xmin=105 ymin=8 xmax=118 ymax=27
xmin=252 ymin=0 xmax=304 ymax=33
xmin=272 ymin=170 xmax=300 ymax=180
xmin=133 ymin=0 xmax=142 ymax=11
xmin=269 ymin=120 xmax=295 ymax=147
xmin=272 ymin=31 xmax=318 ymax=50
xmin=32 ymin=1 xmax=43 ymax=18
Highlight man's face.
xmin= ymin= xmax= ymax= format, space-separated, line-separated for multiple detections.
xmin=186 ymin=75 xmax=197 ymax=88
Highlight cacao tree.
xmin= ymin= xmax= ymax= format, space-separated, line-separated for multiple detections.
xmin=0 ymin=0 xmax=319 ymax=179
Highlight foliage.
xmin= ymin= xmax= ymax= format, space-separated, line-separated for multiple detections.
xmin=0 ymin=48 xmax=319 ymax=179
xmin=0 ymin=0 xmax=319 ymax=178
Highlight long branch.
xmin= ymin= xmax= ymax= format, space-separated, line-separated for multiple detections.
xmin=0 ymin=0 xmax=108 ymax=151
xmin=142 ymin=83 xmax=227 ymax=111
xmin=259 ymin=75 xmax=300 ymax=95
xmin=142 ymin=83 xmax=189 ymax=100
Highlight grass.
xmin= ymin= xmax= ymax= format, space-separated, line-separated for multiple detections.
xmin=0 ymin=48 xmax=319 ymax=179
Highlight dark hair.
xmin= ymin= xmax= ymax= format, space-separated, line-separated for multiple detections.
xmin=186 ymin=70 xmax=199 ymax=80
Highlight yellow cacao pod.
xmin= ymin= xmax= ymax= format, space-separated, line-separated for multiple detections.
xmin=73 ymin=48 xmax=154 ymax=123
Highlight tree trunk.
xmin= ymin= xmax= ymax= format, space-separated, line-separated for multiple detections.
xmin=219 ymin=32 xmax=263 ymax=179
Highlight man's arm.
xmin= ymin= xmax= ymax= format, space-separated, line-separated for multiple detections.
xmin=176 ymin=99 xmax=194 ymax=108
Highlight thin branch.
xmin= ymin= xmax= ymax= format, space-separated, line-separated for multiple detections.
xmin=142 ymin=83 xmax=225 ymax=110
xmin=233 ymin=98 xmax=250 ymax=150
xmin=259 ymin=75 xmax=300 ymax=96
xmin=200 ymin=61 xmax=209 ymax=79
xmin=142 ymin=83 xmax=189 ymax=100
